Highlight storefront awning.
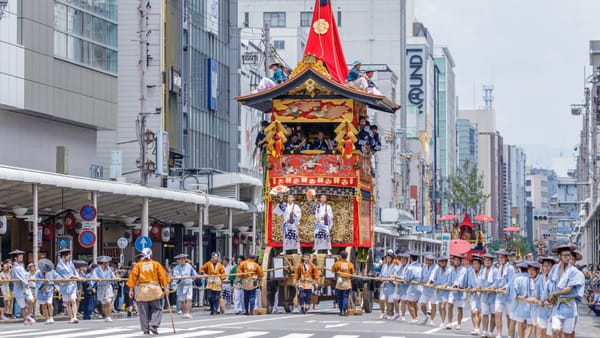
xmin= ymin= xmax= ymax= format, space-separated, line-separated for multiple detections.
xmin=374 ymin=225 xmax=399 ymax=237
xmin=0 ymin=165 xmax=249 ymax=224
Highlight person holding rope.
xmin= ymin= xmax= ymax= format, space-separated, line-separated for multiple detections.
xmin=126 ymin=248 xmax=170 ymax=336
xmin=464 ymin=254 xmax=483 ymax=335
xmin=294 ymin=252 xmax=319 ymax=314
xmin=479 ymin=253 xmax=497 ymax=337
xmin=446 ymin=253 xmax=467 ymax=330
xmin=493 ymin=249 xmax=515 ymax=338
xmin=229 ymin=256 xmax=244 ymax=315
xmin=507 ymin=261 xmax=530 ymax=338
xmin=56 ymin=248 xmax=83 ymax=324
xmin=378 ymin=250 xmax=396 ymax=320
xmin=173 ymin=253 xmax=197 ymax=318
xmin=332 ymin=250 xmax=354 ymax=316
xmin=10 ymin=249 xmax=35 ymax=325
xmin=93 ymin=256 xmax=116 ymax=322
xmin=432 ymin=255 xmax=450 ymax=328
xmin=199 ymin=252 xmax=225 ymax=316
xmin=393 ymin=252 xmax=409 ymax=320
xmin=547 ymin=245 xmax=584 ymax=338
xmin=222 ymin=257 xmax=233 ymax=313
xmin=523 ymin=261 xmax=542 ymax=338
xmin=238 ymin=255 xmax=264 ymax=315
xmin=417 ymin=253 xmax=438 ymax=325
xmin=536 ymin=256 xmax=557 ymax=338
xmin=404 ymin=252 xmax=422 ymax=323
xmin=34 ymin=259 xmax=58 ymax=324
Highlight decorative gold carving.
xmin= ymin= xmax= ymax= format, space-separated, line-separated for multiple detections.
xmin=287 ymin=79 xmax=334 ymax=97
xmin=312 ymin=19 xmax=330 ymax=35
xmin=289 ymin=55 xmax=331 ymax=80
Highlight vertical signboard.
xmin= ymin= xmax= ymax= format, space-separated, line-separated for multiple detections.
xmin=406 ymin=46 xmax=426 ymax=136
xmin=155 ymin=131 xmax=169 ymax=176
xmin=441 ymin=232 xmax=450 ymax=256
xmin=207 ymin=58 xmax=218 ymax=111
xmin=206 ymin=0 xmax=219 ymax=35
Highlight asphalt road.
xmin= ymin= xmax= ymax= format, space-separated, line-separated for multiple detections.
xmin=1 ymin=302 xmax=598 ymax=338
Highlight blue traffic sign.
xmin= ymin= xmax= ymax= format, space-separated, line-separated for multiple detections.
xmin=79 ymin=204 xmax=97 ymax=221
xmin=78 ymin=230 xmax=96 ymax=248
xmin=135 ymin=236 xmax=152 ymax=252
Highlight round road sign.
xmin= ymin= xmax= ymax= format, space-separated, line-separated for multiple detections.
xmin=80 ymin=204 xmax=97 ymax=221
xmin=117 ymin=237 xmax=128 ymax=249
xmin=78 ymin=230 xmax=96 ymax=248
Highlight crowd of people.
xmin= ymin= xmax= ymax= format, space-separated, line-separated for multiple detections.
xmin=372 ymin=245 xmax=587 ymax=338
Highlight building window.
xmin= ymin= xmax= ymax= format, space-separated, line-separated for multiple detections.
xmin=53 ymin=0 xmax=118 ymax=74
xmin=273 ymin=40 xmax=285 ymax=50
xmin=300 ymin=11 xmax=312 ymax=27
xmin=243 ymin=12 xmax=249 ymax=28
xmin=337 ymin=11 xmax=342 ymax=27
xmin=263 ymin=12 xmax=286 ymax=28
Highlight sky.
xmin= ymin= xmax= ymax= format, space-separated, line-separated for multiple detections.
xmin=414 ymin=0 xmax=600 ymax=171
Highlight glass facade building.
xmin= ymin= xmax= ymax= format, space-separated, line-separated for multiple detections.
xmin=183 ymin=0 xmax=239 ymax=172
xmin=54 ymin=0 xmax=118 ymax=73
xmin=456 ymin=118 xmax=478 ymax=169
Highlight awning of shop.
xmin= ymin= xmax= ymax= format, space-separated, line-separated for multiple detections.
xmin=374 ymin=225 xmax=399 ymax=237
xmin=0 ymin=165 xmax=249 ymax=224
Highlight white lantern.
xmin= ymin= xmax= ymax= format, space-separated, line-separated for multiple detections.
xmin=161 ymin=226 xmax=171 ymax=242
xmin=183 ymin=221 xmax=194 ymax=228
xmin=0 ymin=216 xmax=7 ymax=235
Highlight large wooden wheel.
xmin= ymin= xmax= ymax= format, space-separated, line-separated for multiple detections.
xmin=261 ymin=246 xmax=277 ymax=313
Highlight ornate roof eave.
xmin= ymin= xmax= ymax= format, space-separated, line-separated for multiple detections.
xmin=236 ymin=65 xmax=400 ymax=114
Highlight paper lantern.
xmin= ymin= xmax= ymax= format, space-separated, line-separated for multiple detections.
xmin=43 ymin=223 xmax=54 ymax=240
xmin=132 ymin=227 xmax=142 ymax=240
xmin=65 ymin=213 xmax=76 ymax=231
xmin=0 ymin=216 xmax=6 ymax=235
xmin=75 ymin=221 xmax=83 ymax=234
xmin=55 ymin=222 xmax=64 ymax=236
xmin=161 ymin=226 xmax=171 ymax=242
xmin=150 ymin=223 xmax=161 ymax=240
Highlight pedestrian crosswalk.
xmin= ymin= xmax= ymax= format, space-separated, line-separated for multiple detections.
xmin=0 ymin=327 xmax=408 ymax=338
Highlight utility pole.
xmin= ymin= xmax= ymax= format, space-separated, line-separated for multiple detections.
xmin=137 ymin=0 xmax=155 ymax=186
xmin=263 ymin=23 xmax=271 ymax=75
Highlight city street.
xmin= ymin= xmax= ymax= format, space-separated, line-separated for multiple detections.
xmin=1 ymin=302 xmax=598 ymax=338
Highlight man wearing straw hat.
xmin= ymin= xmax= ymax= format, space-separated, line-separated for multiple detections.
xmin=479 ymin=253 xmax=497 ymax=337
xmin=546 ymin=245 xmax=584 ymax=338
xmin=10 ymin=249 xmax=35 ymax=325
xmin=199 ymin=252 xmax=225 ymax=316
xmin=417 ymin=253 xmax=438 ymax=325
xmin=34 ymin=258 xmax=58 ymax=324
xmin=56 ymin=248 xmax=82 ymax=324
xmin=93 ymin=256 xmax=116 ymax=322
xmin=493 ymin=249 xmax=515 ymax=338
xmin=173 ymin=253 xmax=197 ymax=318
xmin=127 ymin=248 xmax=170 ymax=335
xmin=404 ymin=251 xmax=423 ymax=323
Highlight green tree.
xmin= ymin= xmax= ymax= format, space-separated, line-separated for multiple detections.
xmin=447 ymin=159 xmax=489 ymax=215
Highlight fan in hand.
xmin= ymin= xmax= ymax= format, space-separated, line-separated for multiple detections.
xmin=306 ymin=188 xmax=316 ymax=200
xmin=269 ymin=185 xmax=290 ymax=195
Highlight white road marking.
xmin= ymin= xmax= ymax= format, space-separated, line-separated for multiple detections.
xmin=324 ymin=323 xmax=350 ymax=328
xmin=36 ymin=327 xmax=125 ymax=338
xmin=278 ymin=334 xmax=314 ymax=338
xmin=215 ymin=331 xmax=270 ymax=338
xmin=330 ymin=335 xmax=359 ymax=338
xmin=2 ymin=328 xmax=81 ymax=337
xmin=0 ymin=329 xmax=47 ymax=337
xmin=380 ymin=336 xmax=406 ymax=338
xmin=193 ymin=315 xmax=303 ymax=330
xmin=361 ymin=321 xmax=382 ymax=324
xmin=305 ymin=320 xmax=317 ymax=323
xmin=424 ymin=318 xmax=471 ymax=334
xmin=159 ymin=330 xmax=225 ymax=338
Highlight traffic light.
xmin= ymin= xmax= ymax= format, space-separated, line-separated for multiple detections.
xmin=534 ymin=215 xmax=548 ymax=221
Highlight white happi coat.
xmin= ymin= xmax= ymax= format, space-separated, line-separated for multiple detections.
xmin=273 ymin=201 xmax=302 ymax=251
xmin=313 ymin=202 xmax=333 ymax=250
